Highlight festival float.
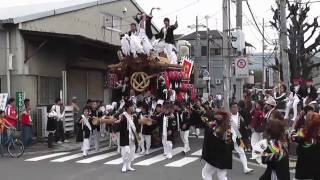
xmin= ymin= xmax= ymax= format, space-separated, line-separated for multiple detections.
xmin=107 ymin=39 xmax=196 ymax=102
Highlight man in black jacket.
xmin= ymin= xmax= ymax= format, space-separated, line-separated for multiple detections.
xmin=119 ymin=101 xmax=137 ymax=173
xmin=154 ymin=17 xmax=178 ymax=64
xmin=155 ymin=17 xmax=178 ymax=45
xmin=201 ymin=111 xmax=233 ymax=180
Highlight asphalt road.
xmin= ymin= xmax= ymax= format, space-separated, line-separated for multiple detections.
xmin=0 ymin=136 xmax=292 ymax=180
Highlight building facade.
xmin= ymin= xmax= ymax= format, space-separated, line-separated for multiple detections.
xmin=0 ymin=0 xmax=157 ymax=135
xmin=178 ymin=30 xmax=224 ymax=96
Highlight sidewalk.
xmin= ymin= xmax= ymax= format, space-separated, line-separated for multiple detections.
xmin=23 ymin=136 xmax=110 ymax=156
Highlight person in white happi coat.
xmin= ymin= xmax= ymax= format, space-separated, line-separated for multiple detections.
xmin=121 ymin=23 xmax=144 ymax=58
xmin=118 ymin=101 xmax=137 ymax=173
xmin=229 ymin=102 xmax=254 ymax=174
xmin=79 ymin=107 xmax=92 ymax=156
xmin=285 ymin=78 xmax=303 ymax=121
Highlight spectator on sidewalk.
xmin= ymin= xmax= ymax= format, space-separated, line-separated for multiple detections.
xmin=50 ymin=98 xmax=67 ymax=144
xmin=5 ymin=98 xmax=18 ymax=128
xmin=21 ymin=99 xmax=33 ymax=147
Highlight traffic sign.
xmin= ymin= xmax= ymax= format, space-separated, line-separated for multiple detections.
xmin=235 ymin=57 xmax=249 ymax=78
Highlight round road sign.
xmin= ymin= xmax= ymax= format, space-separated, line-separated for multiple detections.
xmin=237 ymin=58 xmax=247 ymax=68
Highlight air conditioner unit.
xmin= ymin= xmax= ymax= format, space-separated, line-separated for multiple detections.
xmin=36 ymin=106 xmax=48 ymax=138
xmin=64 ymin=106 xmax=74 ymax=133
xmin=215 ymin=79 xmax=222 ymax=85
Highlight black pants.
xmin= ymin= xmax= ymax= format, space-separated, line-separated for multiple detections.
xmin=54 ymin=121 xmax=65 ymax=142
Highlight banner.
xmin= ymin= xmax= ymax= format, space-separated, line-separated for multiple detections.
xmin=235 ymin=57 xmax=249 ymax=78
xmin=0 ymin=93 xmax=8 ymax=111
xmin=181 ymin=57 xmax=193 ymax=79
xmin=16 ymin=92 xmax=25 ymax=119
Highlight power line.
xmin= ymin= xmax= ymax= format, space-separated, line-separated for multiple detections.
xmin=153 ymin=0 xmax=200 ymax=20
xmin=288 ymin=0 xmax=320 ymax=3
xmin=243 ymin=12 xmax=274 ymax=41
xmin=245 ymin=0 xmax=274 ymax=45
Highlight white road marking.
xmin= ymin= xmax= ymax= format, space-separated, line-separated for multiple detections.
xmin=25 ymin=152 xmax=71 ymax=162
xmin=191 ymin=149 xmax=202 ymax=156
xmin=165 ymin=157 xmax=199 ymax=167
xmin=76 ymin=151 xmax=118 ymax=164
xmin=134 ymin=147 xmax=183 ymax=166
xmin=104 ymin=147 xmax=162 ymax=165
xmin=189 ymin=135 xmax=204 ymax=139
xmin=51 ymin=147 xmax=110 ymax=162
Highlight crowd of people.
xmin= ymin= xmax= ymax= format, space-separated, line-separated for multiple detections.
xmin=68 ymin=77 xmax=320 ymax=179
xmin=1 ymin=77 xmax=320 ymax=179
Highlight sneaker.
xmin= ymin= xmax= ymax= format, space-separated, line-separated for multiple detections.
xmin=57 ymin=141 xmax=62 ymax=144
xmin=145 ymin=150 xmax=150 ymax=155
xmin=166 ymin=153 xmax=173 ymax=159
xmin=244 ymin=168 xmax=254 ymax=174
xmin=127 ymin=166 xmax=136 ymax=171
xmin=139 ymin=151 xmax=145 ymax=155
xmin=64 ymin=139 xmax=70 ymax=143
xmin=121 ymin=165 xmax=127 ymax=173
xmin=83 ymin=151 xmax=88 ymax=157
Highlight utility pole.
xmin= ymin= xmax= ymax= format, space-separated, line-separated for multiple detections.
xmin=223 ymin=0 xmax=230 ymax=110
xmin=188 ymin=17 xmax=206 ymax=97
xmin=196 ymin=16 xmax=199 ymax=59
xmin=236 ymin=0 xmax=242 ymax=29
xmin=205 ymin=15 xmax=211 ymax=94
xmin=262 ymin=18 xmax=265 ymax=91
xmin=279 ymin=0 xmax=290 ymax=89
xmin=236 ymin=0 xmax=243 ymax=101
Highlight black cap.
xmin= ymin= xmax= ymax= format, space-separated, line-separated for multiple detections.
xmin=124 ymin=101 xmax=134 ymax=110
xmin=164 ymin=17 xmax=170 ymax=22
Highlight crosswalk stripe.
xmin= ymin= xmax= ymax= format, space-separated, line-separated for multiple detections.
xmin=165 ymin=157 xmax=199 ymax=167
xmin=25 ymin=152 xmax=71 ymax=162
xmin=190 ymin=135 xmax=204 ymax=139
xmin=76 ymin=151 xmax=118 ymax=164
xmin=134 ymin=147 xmax=183 ymax=166
xmin=51 ymin=147 xmax=110 ymax=162
xmin=104 ymin=147 xmax=162 ymax=165
xmin=191 ymin=149 xmax=202 ymax=156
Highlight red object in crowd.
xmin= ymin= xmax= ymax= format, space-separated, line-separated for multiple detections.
xmin=191 ymin=85 xmax=196 ymax=100
xmin=176 ymin=91 xmax=185 ymax=101
xmin=5 ymin=105 xmax=17 ymax=128
xmin=164 ymin=71 xmax=170 ymax=89
xmin=21 ymin=111 xmax=32 ymax=127
xmin=250 ymin=109 xmax=265 ymax=130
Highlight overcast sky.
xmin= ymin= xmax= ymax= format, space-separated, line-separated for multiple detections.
xmin=1 ymin=0 xmax=319 ymax=54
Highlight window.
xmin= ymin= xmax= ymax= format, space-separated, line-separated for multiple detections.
xmin=201 ymin=46 xmax=207 ymax=56
xmin=39 ymin=77 xmax=62 ymax=105
xmin=190 ymin=46 xmax=195 ymax=56
xmin=209 ymin=48 xmax=215 ymax=56
xmin=112 ymin=16 xmax=121 ymax=30
xmin=215 ymin=49 xmax=222 ymax=55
